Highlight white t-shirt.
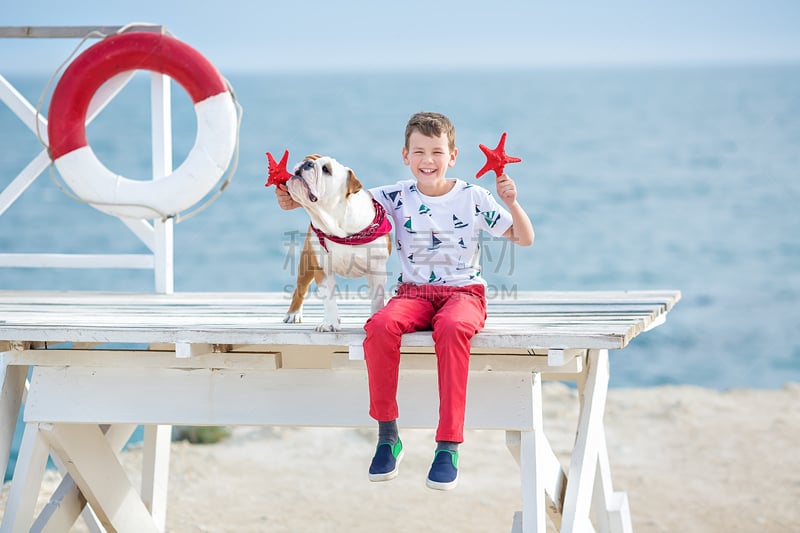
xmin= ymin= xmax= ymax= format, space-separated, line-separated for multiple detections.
xmin=371 ymin=179 xmax=513 ymax=286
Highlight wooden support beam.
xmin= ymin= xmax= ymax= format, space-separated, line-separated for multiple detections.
xmin=518 ymin=373 xmax=546 ymax=533
xmin=175 ymin=342 xmax=211 ymax=358
xmin=141 ymin=425 xmax=171 ymax=531
xmin=32 ymin=424 xmax=137 ymax=532
xmin=507 ymin=428 xmax=567 ymax=529
xmin=38 ymin=423 xmax=160 ymax=533
xmin=547 ymin=348 xmax=585 ymax=367
xmin=25 ymin=365 xmax=536 ymax=430
xmin=6 ymin=350 xmax=280 ymax=371
xmin=592 ymin=428 xmax=633 ymax=533
xmin=1 ymin=423 xmax=51 ymax=532
xmin=30 ymin=473 xmax=88 ymax=532
xmin=560 ymin=349 xmax=610 ymax=532
xmin=0 ymin=360 xmax=27 ymax=479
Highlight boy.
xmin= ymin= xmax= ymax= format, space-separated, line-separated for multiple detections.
xmin=275 ymin=111 xmax=534 ymax=491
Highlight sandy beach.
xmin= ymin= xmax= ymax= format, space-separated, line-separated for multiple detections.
xmin=3 ymin=383 xmax=798 ymax=532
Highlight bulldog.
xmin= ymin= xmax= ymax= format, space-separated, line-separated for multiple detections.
xmin=284 ymin=155 xmax=392 ymax=331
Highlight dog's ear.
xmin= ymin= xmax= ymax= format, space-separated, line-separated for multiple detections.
xmin=305 ymin=154 xmax=322 ymax=161
xmin=346 ymin=169 xmax=363 ymax=197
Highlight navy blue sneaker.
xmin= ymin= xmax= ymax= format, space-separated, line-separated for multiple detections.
xmin=426 ymin=449 xmax=459 ymax=490
xmin=368 ymin=440 xmax=404 ymax=482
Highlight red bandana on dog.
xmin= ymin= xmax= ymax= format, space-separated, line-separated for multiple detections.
xmin=311 ymin=199 xmax=392 ymax=252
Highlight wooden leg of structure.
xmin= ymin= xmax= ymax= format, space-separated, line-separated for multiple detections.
xmin=29 ymin=473 xmax=89 ymax=533
xmin=1 ymin=423 xmax=50 ymax=532
xmin=520 ymin=372 xmax=546 ymax=533
xmin=592 ymin=431 xmax=633 ymax=533
xmin=506 ymin=373 xmax=568 ymax=532
xmin=0 ymin=361 xmax=27 ymax=480
xmin=560 ymin=349 xmax=631 ymax=533
xmin=38 ymin=423 xmax=161 ymax=533
xmin=141 ymin=424 xmax=171 ymax=532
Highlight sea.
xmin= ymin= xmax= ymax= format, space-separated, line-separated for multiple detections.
xmin=1 ymin=65 xmax=799 ymax=479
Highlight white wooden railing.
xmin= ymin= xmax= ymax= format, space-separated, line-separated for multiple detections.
xmin=0 ymin=25 xmax=175 ymax=293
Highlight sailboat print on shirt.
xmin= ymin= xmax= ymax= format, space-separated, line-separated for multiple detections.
xmin=382 ymin=189 xmax=403 ymax=209
xmin=481 ymin=210 xmax=501 ymax=228
xmin=453 ymin=214 xmax=468 ymax=228
xmin=428 ymin=270 xmax=443 ymax=283
xmin=428 ymin=232 xmax=442 ymax=251
xmin=403 ymin=216 xmax=416 ymax=233
xmin=419 ymin=204 xmax=431 ymax=216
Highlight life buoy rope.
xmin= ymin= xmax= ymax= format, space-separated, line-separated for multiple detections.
xmin=46 ymin=29 xmax=239 ymax=220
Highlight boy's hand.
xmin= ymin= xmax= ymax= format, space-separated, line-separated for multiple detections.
xmin=495 ymin=173 xmax=519 ymax=206
xmin=275 ymin=184 xmax=301 ymax=210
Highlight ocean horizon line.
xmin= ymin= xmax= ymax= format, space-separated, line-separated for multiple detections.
xmin=2 ymin=57 xmax=799 ymax=78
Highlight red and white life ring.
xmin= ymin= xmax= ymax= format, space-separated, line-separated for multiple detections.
xmin=47 ymin=31 xmax=237 ymax=219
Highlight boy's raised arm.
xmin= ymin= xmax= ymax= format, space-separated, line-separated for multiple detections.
xmin=496 ymin=174 xmax=534 ymax=246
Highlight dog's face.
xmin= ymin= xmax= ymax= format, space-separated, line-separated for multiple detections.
xmin=286 ymin=154 xmax=363 ymax=210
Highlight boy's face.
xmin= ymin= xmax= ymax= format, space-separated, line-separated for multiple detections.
xmin=402 ymin=131 xmax=457 ymax=186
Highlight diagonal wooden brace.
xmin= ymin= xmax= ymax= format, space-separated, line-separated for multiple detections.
xmin=38 ymin=423 xmax=161 ymax=533
xmin=560 ymin=349 xmax=631 ymax=533
xmin=32 ymin=424 xmax=138 ymax=532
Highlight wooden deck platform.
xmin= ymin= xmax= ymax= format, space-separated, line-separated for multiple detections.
xmin=0 ymin=289 xmax=680 ymax=533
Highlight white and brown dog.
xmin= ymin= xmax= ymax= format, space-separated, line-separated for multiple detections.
xmin=284 ymin=155 xmax=392 ymax=331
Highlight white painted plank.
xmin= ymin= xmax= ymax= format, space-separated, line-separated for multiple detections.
xmin=25 ymin=366 xmax=536 ymax=430
xmin=6 ymin=350 xmax=280 ymax=370
xmin=0 ymin=325 xmax=631 ymax=351
xmin=0 ymin=289 xmax=680 ymax=355
xmin=332 ymin=352 xmax=582 ymax=374
xmin=0 ymin=253 xmax=154 ymax=269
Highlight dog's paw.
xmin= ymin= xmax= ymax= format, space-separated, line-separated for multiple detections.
xmin=284 ymin=312 xmax=303 ymax=324
xmin=314 ymin=320 xmax=341 ymax=332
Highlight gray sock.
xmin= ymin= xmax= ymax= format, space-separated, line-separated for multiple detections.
xmin=378 ymin=420 xmax=398 ymax=445
xmin=436 ymin=441 xmax=459 ymax=453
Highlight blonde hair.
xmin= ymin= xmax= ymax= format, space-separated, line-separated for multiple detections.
xmin=404 ymin=112 xmax=456 ymax=151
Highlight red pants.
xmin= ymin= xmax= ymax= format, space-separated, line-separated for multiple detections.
xmin=363 ymin=283 xmax=487 ymax=443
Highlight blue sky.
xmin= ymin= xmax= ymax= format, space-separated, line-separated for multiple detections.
xmin=2 ymin=0 xmax=800 ymax=73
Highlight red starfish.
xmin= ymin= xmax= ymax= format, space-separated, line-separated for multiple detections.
xmin=264 ymin=150 xmax=293 ymax=187
xmin=475 ymin=132 xmax=522 ymax=178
